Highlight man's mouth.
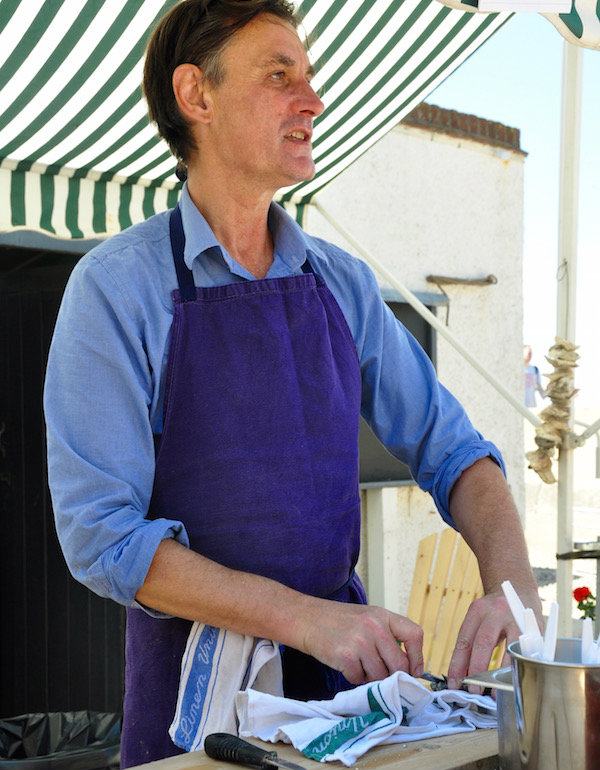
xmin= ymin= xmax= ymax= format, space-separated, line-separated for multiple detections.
xmin=285 ymin=130 xmax=309 ymax=142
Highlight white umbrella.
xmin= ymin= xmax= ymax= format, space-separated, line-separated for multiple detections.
xmin=436 ymin=0 xmax=600 ymax=48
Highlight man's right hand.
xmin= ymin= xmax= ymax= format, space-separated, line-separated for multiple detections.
xmin=298 ymin=598 xmax=424 ymax=684
xmin=136 ymin=539 xmax=424 ymax=685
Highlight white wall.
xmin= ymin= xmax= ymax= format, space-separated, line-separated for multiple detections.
xmin=305 ymin=121 xmax=527 ymax=614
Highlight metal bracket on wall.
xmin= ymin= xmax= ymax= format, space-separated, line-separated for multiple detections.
xmin=425 ymin=275 xmax=497 ymax=325
xmin=426 ymin=274 xmax=498 ymax=286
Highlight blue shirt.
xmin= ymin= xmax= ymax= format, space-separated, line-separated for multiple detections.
xmin=44 ymin=184 xmax=503 ymax=608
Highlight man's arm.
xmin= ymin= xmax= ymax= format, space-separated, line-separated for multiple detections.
xmin=136 ymin=538 xmax=425 ymax=685
xmin=446 ymin=457 xmax=541 ymax=689
xmin=319 ymin=254 xmax=528 ymax=685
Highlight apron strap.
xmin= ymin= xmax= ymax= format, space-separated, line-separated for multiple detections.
xmin=170 ymin=201 xmax=315 ymax=296
xmin=170 ymin=204 xmax=196 ymax=302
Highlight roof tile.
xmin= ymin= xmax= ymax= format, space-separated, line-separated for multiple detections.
xmin=401 ymin=103 xmax=525 ymax=154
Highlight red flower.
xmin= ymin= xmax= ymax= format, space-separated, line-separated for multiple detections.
xmin=574 ymin=586 xmax=592 ymax=602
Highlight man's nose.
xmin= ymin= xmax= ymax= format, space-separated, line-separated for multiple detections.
xmin=299 ymin=80 xmax=325 ymax=117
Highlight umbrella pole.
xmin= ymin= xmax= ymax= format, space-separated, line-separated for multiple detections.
xmin=555 ymin=40 xmax=583 ymax=636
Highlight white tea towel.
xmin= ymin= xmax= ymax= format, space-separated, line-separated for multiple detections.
xmin=236 ymin=671 xmax=496 ymax=766
xmin=169 ymin=623 xmax=283 ymax=752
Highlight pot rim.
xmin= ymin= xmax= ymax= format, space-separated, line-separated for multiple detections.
xmin=462 ymin=666 xmax=513 ymax=691
xmin=508 ymin=637 xmax=600 ymax=669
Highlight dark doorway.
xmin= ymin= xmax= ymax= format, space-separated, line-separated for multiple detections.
xmin=0 ymin=240 xmax=126 ymax=717
xmin=358 ymin=292 xmax=440 ymax=486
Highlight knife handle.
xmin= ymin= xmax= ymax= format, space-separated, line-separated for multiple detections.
xmin=205 ymin=733 xmax=274 ymax=768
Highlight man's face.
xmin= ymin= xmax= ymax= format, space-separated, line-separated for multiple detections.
xmin=204 ymin=14 xmax=324 ymax=193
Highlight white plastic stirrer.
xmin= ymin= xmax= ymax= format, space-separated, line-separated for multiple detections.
xmin=519 ymin=607 xmax=543 ymax=658
xmin=581 ymin=618 xmax=598 ymax=664
xmin=501 ymin=579 xmax=526 ymax=634
xmin=542 ymin=601 xmax=558 ymax=662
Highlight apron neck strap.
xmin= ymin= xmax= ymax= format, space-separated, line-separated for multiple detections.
xmin=169 ymin=204 xmax=196 ymax=302
xmin=170 ymin=201 xmax=315 ymax=295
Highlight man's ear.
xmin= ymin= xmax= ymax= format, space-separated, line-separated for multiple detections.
xmin=172 ymin=63 xmax=213 ymax=124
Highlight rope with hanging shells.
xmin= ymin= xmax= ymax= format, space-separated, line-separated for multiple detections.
xmin=525 ymin=337 xmax=579 ymax=484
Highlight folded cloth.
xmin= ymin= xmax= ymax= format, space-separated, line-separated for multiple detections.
xmin=236 ymin=671 xmax=496 ymax=766
xmin=169 ymin=623 xmax=283 ymax=752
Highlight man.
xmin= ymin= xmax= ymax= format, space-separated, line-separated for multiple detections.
xmin=524 ymin=344 xmax=546 ymax=407
xmin=44 ymin=1 xmax=541 ymax=767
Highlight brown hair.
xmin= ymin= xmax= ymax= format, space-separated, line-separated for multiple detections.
xmin=143 ymin=0 xmax=298 ymax=166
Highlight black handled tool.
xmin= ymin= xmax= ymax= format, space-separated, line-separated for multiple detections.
xmin=419 ymin=671 xmax=493 ymax=696
xmin=204 ymin=733 xmax=306 ymax=770
xmin=419 ymin=671 xmax=450 ymax=691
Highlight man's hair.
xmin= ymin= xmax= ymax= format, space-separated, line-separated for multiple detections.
xmin=143 ymin=0 xmax=298 ymax=166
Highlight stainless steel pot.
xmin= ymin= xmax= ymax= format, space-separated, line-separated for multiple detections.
xmin=464 ymin=638 xmax=600 ymax=770
xmin=464 ymin=666 xmax=518 ymax=770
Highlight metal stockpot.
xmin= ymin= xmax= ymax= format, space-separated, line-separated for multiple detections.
xmin=464 ymin=638 xmax=600 ymax=770
xmin=508 ymin=638 xmax=600 ymax=769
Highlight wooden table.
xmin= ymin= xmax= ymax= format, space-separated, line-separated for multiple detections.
xmin=129 ymin=731 xmax=499 ymax=770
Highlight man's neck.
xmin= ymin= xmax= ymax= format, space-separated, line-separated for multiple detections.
xmin=186 ymin=171 xmax=276 ymax=279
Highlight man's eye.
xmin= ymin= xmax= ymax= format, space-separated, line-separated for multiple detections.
xmin=271 ymin=71 xmax=285 ymax=81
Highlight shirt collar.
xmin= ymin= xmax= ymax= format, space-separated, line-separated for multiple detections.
xmin=179 ymin=183 xmax=223 ymax=271
xmin=178 ymin=182 xmax=311 ymax=274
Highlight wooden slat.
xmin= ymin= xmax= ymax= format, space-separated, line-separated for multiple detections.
xmin=489 ymin=639 xmax=507 ymax=670
xmin=428 ymin=534 xmax=471 ymax=675
xmin=420 ymin=528 xmax=458 ymax=669
xmin=439 ymin=552 xmax=483 ymax=675
xmin=406 ymin=532 xmax=437 ymax=626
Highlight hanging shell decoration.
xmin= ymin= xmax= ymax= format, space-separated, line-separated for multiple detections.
xmin=525 ymin=336 xmax=579 ymax=483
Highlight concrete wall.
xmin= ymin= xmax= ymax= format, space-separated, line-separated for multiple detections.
xmin=305 ymin=120 xmax=527 ymax=615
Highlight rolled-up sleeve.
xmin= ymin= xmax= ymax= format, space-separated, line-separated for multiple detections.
xmin=44 ymin=250 xmax=189 ymax=607
xmin=317 ymin=248 xmax=505 ymax=527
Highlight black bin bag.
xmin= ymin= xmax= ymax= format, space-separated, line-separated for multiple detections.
xmin=0 ymin=711 xmax=121 ymax=769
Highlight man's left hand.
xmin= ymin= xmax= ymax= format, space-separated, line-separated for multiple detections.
xmin=446 ymin=585 xmax=542 ymax=691
xmin=446 ymin=457 xmax=542 ymax=691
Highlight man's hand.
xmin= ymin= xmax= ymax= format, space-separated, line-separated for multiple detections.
xmin=300 ymin=599 xmax=424 ymax=684
xmin=137 ymin=539 xmax=424 ymax=685
xmin=446 ymin=585 xmax=542 ymax=690
xmin=447 ymin=457 xmax=542 ymax=690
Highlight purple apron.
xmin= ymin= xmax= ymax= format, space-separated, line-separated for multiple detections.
xmin=120 ymin=205 xmax=366 ymax=768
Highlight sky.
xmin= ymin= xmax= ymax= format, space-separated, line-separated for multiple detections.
xmin=423 ymin=12 xmax=600 ymax=407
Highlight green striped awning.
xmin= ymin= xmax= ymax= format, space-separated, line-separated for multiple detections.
xmin=0 ymin=0 xmax=512 ymax=239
